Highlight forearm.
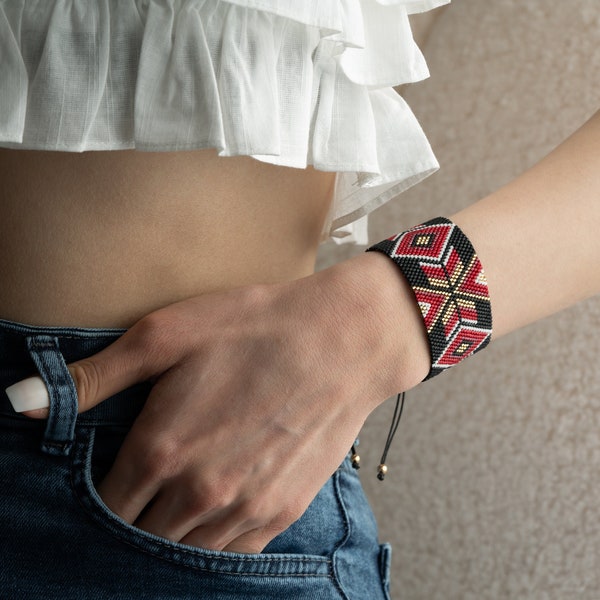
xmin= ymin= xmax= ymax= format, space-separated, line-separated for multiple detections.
xmin=451 ymin=109 xmax=600 ymax=339
xmin=335 ymin=109 xmax=600 ymax=396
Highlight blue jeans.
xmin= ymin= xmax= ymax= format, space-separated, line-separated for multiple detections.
xmin=0 ymin=318 xmax=392 ymax=599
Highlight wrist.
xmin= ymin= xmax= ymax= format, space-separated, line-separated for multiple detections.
xmin=324 ymin=252 xmax=431 ymax=401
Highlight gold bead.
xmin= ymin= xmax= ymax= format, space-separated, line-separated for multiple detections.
xmin=377 ymin=463 xmax=388 ymax=481
xmin=351 ymin=453 xmax=361 ymax=469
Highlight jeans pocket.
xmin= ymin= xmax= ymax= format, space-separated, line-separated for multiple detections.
xmin=70 ymin=425 xmax=334 ymax=578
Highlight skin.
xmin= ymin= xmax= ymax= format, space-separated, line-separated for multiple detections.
xmin=5 ymin=109 xmax=600 ymax=554
xmin=452 ymin=109 xmax=600 ymax=338
xmin=0 ymin=148 xmax=336 ymax=327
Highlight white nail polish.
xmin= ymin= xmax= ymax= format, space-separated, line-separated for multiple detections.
xmin=5 ymin=376 xmax=50 ymax=412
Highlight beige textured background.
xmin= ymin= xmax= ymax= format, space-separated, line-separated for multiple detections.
xmin=317 ymin=1 xmax=600 ymax=598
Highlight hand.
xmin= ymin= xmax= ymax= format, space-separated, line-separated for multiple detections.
xmin=14 ymin=254 xmax=428 ymax=552
xmin=27 ymin=254 xmax=429 ymax=553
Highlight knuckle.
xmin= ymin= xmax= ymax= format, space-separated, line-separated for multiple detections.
xmin=140 ymin=437 xmax=184 ymax=481
xmin=232 ymin=284 xmax=269 ymax=320
xmin=240 ymin=284 xmax=267 ymax=307
xmin=182 ymin=497 xmax=210 ymax=519
xmin=134 ymin=310 xmax=163 ymax=341
xmin=201 ymin=485 xmax=234 ymax=513
xmin=235 ymin=501 xmax=264 ymax=530
xmin=130 ymin=312 xmax=176 ymax=371
xmin=182 ymin=479 xmax=236 ymax=518
xmin=181 ymin=488 xmax=216 ymax=518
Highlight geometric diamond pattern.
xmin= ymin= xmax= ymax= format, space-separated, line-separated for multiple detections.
xmin=368 ymin=217 xmax=492 ymax=380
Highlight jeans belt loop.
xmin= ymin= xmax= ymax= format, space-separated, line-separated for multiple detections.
xmin=26 ymin=335 xmax=78 ymax=456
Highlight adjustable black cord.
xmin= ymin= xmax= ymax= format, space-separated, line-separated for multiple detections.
xmin=377 ymin=392 xmax=405 ymax=481
xmin=350 ymin=391 xmax=406 ymax=480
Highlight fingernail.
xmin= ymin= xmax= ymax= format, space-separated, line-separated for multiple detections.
xmin=5 ymin=376 xmax=50 ymax=412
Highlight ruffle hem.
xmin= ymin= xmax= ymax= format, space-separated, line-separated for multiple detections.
xmin=0 ymin=0 xmax=449 ymax=243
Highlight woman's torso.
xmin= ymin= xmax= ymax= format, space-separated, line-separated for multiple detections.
xmin=0 ymin=149 xmax=335 ymax=327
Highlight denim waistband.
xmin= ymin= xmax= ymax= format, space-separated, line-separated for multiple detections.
xmin=0 ymin=317 xmax=149 ymax=426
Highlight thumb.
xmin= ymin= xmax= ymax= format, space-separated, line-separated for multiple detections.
xmin=5 ymin=329 xmax=155 ymax=418
xmin=68 ymin=341 xmax=151 ymax=413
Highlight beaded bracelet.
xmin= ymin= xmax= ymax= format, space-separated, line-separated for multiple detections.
xmin=367 ymin=216 xmax=492 ymax=379
xmin=354 ymin=217 xmax=492 ymax=479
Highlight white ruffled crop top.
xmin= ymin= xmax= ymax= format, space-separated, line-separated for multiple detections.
xmin=0 ymin=0 xmax=448 ymax=244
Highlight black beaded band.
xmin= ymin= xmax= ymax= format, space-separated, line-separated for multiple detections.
xmin=367 ymin=217 xmax=492 ymax=380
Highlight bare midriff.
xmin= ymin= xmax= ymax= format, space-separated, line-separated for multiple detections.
xmin=0 ymin=149 xmax=336 ymax=328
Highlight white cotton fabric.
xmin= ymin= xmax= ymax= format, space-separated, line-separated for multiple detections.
xmin=0 ymin=0 xmax=448 ymax=243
